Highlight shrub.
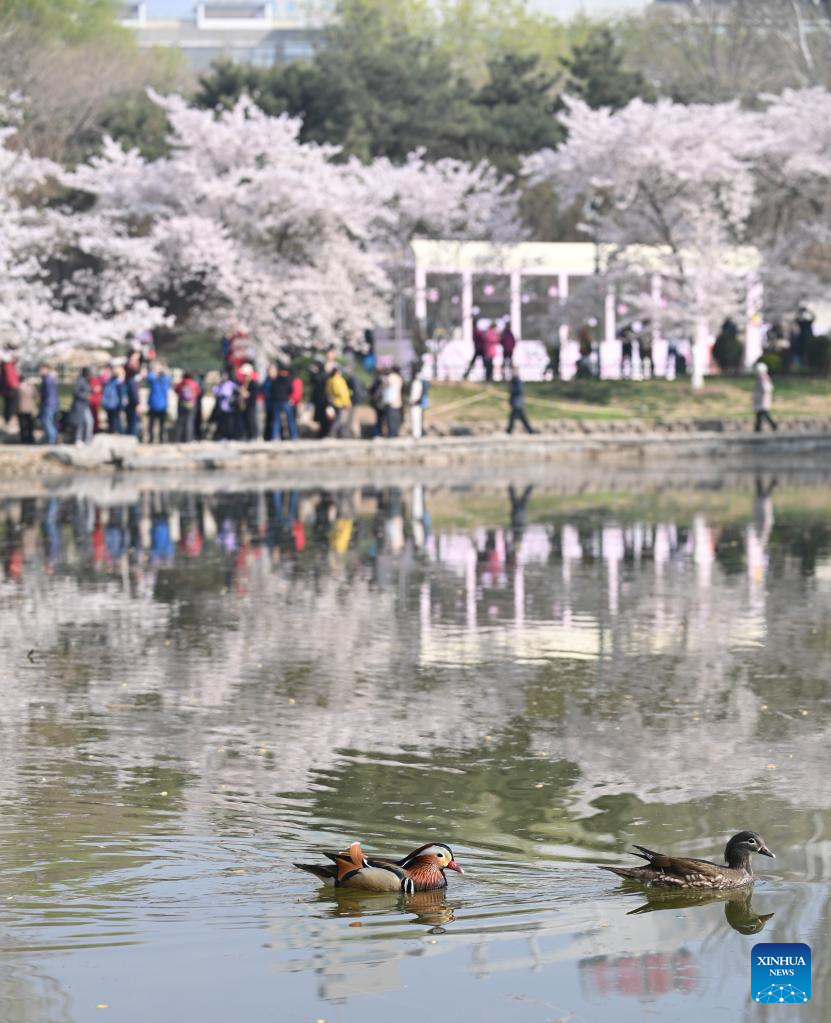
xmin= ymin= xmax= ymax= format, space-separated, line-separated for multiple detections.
xmin=759 ymin=351 xmax=783 ymax=375
xmin=712 ymin=329 xmax=744 ymax=372
xmin=806 ymin=334 xmax=831 ymax=375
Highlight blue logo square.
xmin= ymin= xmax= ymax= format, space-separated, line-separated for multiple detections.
xmin=751 ymin=942 xmax=811 ymax=1003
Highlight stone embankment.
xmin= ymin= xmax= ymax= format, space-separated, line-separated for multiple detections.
xmin=0 ymin=423 xmax=829 ymax=485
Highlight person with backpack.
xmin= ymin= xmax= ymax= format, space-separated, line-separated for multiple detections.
xmin=174 ymin=370 xmax=201 ymax=442
xmin=101 ymin=365 xmax=126 ymax=434
xmin=145 ymin=361 xmax=172 ymax=443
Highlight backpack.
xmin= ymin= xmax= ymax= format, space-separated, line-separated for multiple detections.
xmin=179 ymin=380 xmax=197 ymax=409
xmin=101 ymin=377 xmax=121 ymax=411
xmin=348 ymin=374 xmax=366 ymax=405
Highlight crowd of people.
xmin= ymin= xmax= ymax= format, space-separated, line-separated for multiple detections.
xmin=0 ymin=343 xmax=434 ymax=446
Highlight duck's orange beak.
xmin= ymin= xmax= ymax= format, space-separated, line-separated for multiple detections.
xmin=447 ymin=859 xmax=464 ymax=874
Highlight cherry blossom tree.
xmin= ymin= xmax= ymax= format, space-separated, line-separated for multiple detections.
xmin=749 ymin=88 xmax=831 ymax=317
xmin=524 ymin=96 xmax=759 ymax=386
xmin=55 ymin=92 xmax=520 ymax=361
xmin=0 ymin=96 xmax=165 ymax=365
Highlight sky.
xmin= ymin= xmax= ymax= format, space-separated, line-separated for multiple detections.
xmin=145 ymin=1 xmax=648 ymax=18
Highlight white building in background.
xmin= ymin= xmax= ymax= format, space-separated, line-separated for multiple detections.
xmin=412 ymin=240 xmax=763 ymax=383
xmin=119 ymin=2 xmax=333 ymax=70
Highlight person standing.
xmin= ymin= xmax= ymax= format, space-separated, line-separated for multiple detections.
xmin=88 ymin=368 xmax=104 ymax=434
xmin=383 ymin=365 xmax=404 ymax=438
xmin=507 ymin=373 xmax=534 ymax=434
xmin=68 ymin=368 xmax=94 ymax=444
xmin=174 ymin=370 xmax=201 ymax=442
xmin=145 ymin=361 xmax=171 ymax=443
xmin=483 ymin=322 xmax=499 ymax=382
xmin=500 ymin=321 xmax=517 ymax=379
xmin=325 ymin=367 xmax=352 ymax=438
xmin=271 ymin=364 xmax=297 ymax=440
xmin=237 ymin=363 xmax=259 ymax=440
xmin=409 ymin=371 xmax=428 ymax=439
xmin=39 ymin=363 xmax=59 ymax=445
xmin=289 ymin=367 xmax=303 ymax=430
xmin=1 ymin=353 xmax=20 ymax=425
xmin=310 ymin=362 xmax=330 ymax=439
xmin=125 ymin=352 xmax=142 ymax=438
xmin=213 ymin=372 xmax=238 ymax=440
xmin=369 ymin=370 xmax=386 ymax=437
xmin=101 ymin=365 xmax=126 ymax=434
xmin=752 ymin=362 xmax=778 ymax=432
xmin=262 ymin=365 xmax=278 ymax=441
xmin=17 ymin=377 xmax=36 ymax=443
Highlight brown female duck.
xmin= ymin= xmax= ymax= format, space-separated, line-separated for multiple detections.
xmin=600 ymin=831 xmax=775 ymax=890
xmin=295 ymin=841 xmax=463 ymax=894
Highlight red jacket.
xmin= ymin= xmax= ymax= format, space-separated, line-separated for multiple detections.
xmin=483 ymin=328 xmax=499 ymax=360
xmin=289 ymin=377 xmax=303 ymax=406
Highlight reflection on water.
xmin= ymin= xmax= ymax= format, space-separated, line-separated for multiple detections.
xmin=0 ymin=471 xmax=830 ymax=1022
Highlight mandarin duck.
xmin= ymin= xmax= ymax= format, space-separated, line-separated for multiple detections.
xmin=295 ymin=841 xmax=463 ymax=894
xmin=600 ymin=830 xmax=774 ymax=890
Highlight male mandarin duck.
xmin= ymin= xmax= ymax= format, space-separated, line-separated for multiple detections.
xmin=295 ymin=841 xmax=463 ymax=894
xmin=601 ymin=830 xmax=775 ymax=890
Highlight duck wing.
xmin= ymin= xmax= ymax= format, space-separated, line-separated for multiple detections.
xmin=631 ymin=846 xmax=728 ymax=881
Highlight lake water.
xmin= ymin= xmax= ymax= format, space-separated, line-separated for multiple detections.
xmin=0 ymin=469 xmax=828 ymax=1022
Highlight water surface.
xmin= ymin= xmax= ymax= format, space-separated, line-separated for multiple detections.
xmin=0 ymin=471 xmax=829 ymax=1021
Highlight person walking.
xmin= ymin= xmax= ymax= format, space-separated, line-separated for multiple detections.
xmin=174 ymin=370 xmax=201 ymax=442
xmin=500 ymin=321 xmax=517 ymax=379
xmin=146 ymin=361 xmax=172 ymax=443
xmin=39 ymin=363 xmax=59 ymax=445
xmin=383 ymin=365 xmax=404 ymax=437
xmin=753 ymin=362 xmax=778 ymax=432
xmin=463 ymin=316 xmax=487 ymax=380
xmin=271 ymin=364 xmax=297 ymax=440
xmin=325 ymin=367 xmax=352 ymax=438
xmin=507 ymin=373 xmax=534 ymax=434
xmin=68 ymin=368 xmax=94 ymax=444
xmin=101 ymin=365 xmax=126 ymax=434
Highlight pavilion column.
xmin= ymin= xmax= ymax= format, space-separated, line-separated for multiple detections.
xmin=557 ymin=272 xmax=569 ymax=379
xmin=414 ymin=264 xmax=427 ymax=324
xmin=601 ymin=286 xmax=618 ymax=378
xmin=462 ymin=270 xmax=473 ymax=347
xmin=510 ymin=270 xmax=521 ymax=340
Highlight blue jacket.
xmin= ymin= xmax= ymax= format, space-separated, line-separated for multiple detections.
xmin=146 ymin=372 xmax=171 ymax=413
xmin=40 ymin=373 xmax=58 ymax=411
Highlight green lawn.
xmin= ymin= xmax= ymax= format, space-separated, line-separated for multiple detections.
xmin=427 ymin=376 xmax=831 ymax=424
